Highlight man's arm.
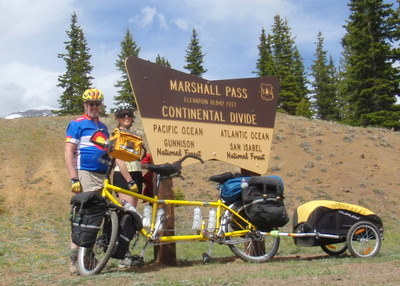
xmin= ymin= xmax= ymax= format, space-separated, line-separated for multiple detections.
xmin=65 ymin=142 xmax=78 ymax=179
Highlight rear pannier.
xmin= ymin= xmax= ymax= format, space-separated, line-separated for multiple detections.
xmin=242 ymin=176 xmax=289 ymax=231
xmin=70 ymin=191 xmax=107 ymax=247
xmin=220 ymin=176 xmax=249 ymax=204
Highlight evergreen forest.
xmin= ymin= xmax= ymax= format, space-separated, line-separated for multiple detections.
xmin=57 ymin=0 xmax=399 ymax=130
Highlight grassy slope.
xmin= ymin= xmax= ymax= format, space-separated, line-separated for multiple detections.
xmin=0 ymin=113 xmax=399 ymax=285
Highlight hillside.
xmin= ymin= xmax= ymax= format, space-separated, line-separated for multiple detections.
xmin=0 ymin=113 xmax=399 ymax=285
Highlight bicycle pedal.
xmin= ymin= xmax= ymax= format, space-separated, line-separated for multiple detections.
xmin=201 ymin=253 xmax=211 ymax=264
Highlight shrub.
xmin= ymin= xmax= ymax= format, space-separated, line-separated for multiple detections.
xmin=360 ymin=109 xmax=400 ymax=130
xmin=173 ymin=187 xmax=185 ymax=200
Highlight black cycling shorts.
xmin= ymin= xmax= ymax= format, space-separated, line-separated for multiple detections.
xmin=113 ymin=171 xmax=143 ymax=194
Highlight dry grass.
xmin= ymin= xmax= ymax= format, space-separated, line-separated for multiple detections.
xmin=0 ymin=113 xmax=400 ymax=285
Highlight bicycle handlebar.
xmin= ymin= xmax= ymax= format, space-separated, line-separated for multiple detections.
xmin=90 ymin=131 xmax=205 ymax=179
xmin=176 ymin=154 xmax=204 ymax=164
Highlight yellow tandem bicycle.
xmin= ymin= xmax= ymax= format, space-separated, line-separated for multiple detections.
xmin=76 ymin=151 xmax=280 ymax=276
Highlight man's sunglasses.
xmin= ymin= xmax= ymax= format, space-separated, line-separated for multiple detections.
xmin=117 ymin=111 xmax=134 ymax=118
xmin=88 ymin=102 xmax=102 ymax=107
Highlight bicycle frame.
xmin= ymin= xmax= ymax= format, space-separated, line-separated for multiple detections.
xmin=100 ymin=178 xmax=257 ymax=244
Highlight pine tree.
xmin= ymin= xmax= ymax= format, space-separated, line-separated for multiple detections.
xmin=387 ymin=0 xmax=400 ymax=69
xmin=184 ymin=29 xmax=207 ymax=77
xmin=268 ymin=15 xmax=309 ymax=115
xmin=327 ymin=56 xmax=342 ymax=119
xmin=292 ymin=48 xmax=310 ymax=117
xmin=156 ymin=54 xmax=171 ymax=68
xmin=310 ymin=32 xmax=340 ymax=121
xmin=341 ymin=0 xmax=399 ymax=128
xmin=114 ymin=28 xmax=140 ymax=107
xmin=57 ymin=12 xmax=94 ymax=115
xmin=295 ymin=98 xmax=313 ymax=118
xmin=255 ymin=27 xmax=275 ymax=76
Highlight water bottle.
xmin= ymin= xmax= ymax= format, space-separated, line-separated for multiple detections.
xmin=241 ymin=178 xmax=249 ymax=191
xmin=156 ymin=208 xmax=165 ymax=227
xmin=122 ymin=200 xmax=137 ymax=213
xmin=207 ymin=209 xmax=216 ymax=231
xmin=142 ymin=204 xmax=152 ymax=228
xmin=192 ymin=207 xmax=202 ymax=230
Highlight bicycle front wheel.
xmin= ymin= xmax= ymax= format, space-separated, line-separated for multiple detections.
xmin=222 ymin=202 xmax=280 ymax=263
xmin=77 ymin=210 xmax=119 ymax=276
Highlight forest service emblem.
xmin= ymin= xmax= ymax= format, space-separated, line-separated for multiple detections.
xmin=260 ymin=83 xmax=274 ymax=101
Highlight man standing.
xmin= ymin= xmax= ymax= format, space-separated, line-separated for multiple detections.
xmin=64 ymin=88 xmax=109 ymax=275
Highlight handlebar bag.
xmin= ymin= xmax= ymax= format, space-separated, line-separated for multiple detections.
xmin=111 ymin=210 xmax=143 ymax=259
xmin=241 ymin=176 xmax=289 ymax=231
xmin=70 ymin=191 xmax=107 ymax=247
xmin=109 ymin=128 xmax=143 ymax=162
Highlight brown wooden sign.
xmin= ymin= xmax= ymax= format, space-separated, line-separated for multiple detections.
xmin=125 ymin=57 xmax=279 ymax=174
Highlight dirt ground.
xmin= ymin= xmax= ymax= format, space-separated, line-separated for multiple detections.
xmin=0 ymin=113 xmax=399 ymax=285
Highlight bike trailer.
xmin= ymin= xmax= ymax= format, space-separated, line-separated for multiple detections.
xmin=292 ymin=200 xmax=383 ymax=247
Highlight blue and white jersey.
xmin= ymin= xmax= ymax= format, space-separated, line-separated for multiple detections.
xmin=65 ymin=114 xmax=109 ymax=173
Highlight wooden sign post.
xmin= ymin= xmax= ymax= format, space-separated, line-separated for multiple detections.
xmin=155 ymin=178 xmax=177 ymax=265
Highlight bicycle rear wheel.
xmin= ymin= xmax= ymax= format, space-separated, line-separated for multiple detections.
xmin=222 ymin=202 xmax=280 ymax=263
xmin=77 ymin=210 xmax=118 ymax=276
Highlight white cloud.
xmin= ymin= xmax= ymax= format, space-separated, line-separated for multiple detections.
xmin=0 ymin=60 xmax=122 ymax=117
xmin=155 ymin=11 xmax=168 ymax=30
xmin=0 ymin=0 xmax=72 ymax=39
xmin=0 ymin=62 xmax=61 ymax=117
xmin=0 ymin=0 xmax=75 ymax=117
xmin=93 ymin=72 xmax=120 ymax=111
xmin=172 ymin=18 xmax=191 ymax=31
xmin=140 ymin=7 xmax=157 ymax=28
xmin=130 ymin=6 xmax=168 ymax=30
xmin=0 ymin=0 xmax=73 ymax=63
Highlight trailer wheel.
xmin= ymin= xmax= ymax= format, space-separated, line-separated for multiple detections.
xmin=321 ymin=242 xmax=347 ymax=256
xmin=346 ymin=221 xmax=381 ymax=258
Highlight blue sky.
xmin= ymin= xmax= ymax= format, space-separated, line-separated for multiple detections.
xmin=0 ymin=0 xmax=396 ymax=117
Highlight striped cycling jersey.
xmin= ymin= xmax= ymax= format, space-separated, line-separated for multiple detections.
xmin=65 ymin=114 xmax=109 ymax=173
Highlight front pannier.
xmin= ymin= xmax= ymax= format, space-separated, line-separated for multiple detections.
xmin=111 ymin=210 xmax=143 ymax=259
xmin=70 ymin=191 xmax=107 ymax=247
xmin=242 ymin=176 xmax=289 ymax=231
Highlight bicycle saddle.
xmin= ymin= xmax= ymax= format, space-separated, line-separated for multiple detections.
xmin=208 ymin=172 xmax=241 ymax=184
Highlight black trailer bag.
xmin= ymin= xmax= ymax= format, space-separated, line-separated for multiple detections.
xmin=111 ymin=210 xmax=143 ymax=259
xmin=292 ymin=200 xmax=384 ymax=247
xmin=242 ymin=176 xmax=289 ymax=231
xmin=70 ymin=191 xmax=107 ymax=247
